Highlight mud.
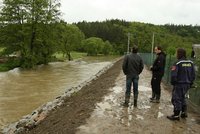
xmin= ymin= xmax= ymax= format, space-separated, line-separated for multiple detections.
xmin=77 ymin=67 xmax=200 ymax=134
xmin=19 ymin=58 xmax=200 ymax=134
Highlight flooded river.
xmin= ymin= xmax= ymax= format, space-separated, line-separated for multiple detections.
xmin=0 ymin=56 xmax=117 ymax=129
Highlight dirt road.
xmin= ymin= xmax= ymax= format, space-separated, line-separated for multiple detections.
xmin=22 ymin=58 xmax=200 ymax=134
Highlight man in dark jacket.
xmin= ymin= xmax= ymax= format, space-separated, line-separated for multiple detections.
xmin=122 ymin=45 xmax=144 ymax=107
xmin=167 ymin=48 xmax=195 ymax=121
xmin=150 ymin=46 xmax=166 ymax=103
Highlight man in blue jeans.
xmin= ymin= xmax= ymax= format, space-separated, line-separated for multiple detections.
xmin=122 ymin=45 xmax=144 ymax=107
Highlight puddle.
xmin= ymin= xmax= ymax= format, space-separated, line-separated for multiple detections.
xmin=112 ymin=86 xmax=123 ymax=93
xmin=136 ymin=115 xmax=144 ymax=120
xmin=157 ymin=111 xmax=164 ymax=118
xmin=96 ymin=102 xmax=111 ymax=110
xmin=138 ymin=86 xmax=151 ymax=92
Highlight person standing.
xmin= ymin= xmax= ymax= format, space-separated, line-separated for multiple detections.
xmin=122 ymin=45 xmax=144 ymax=107
xmin=167 ymin=48 xmax=195 ymax=121
xmin=191 ymin=47 xmax=195 ymax=59
xmin=150 ymin=46 xmax=166 ymax=103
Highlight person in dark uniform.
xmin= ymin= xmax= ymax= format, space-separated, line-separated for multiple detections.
xmin=122 ymin=45 xmax=144 ymax=107
xmin=167 ymin=48 xmax=195 ymax=121
xmin=150 ymin=46 xmax=166 ymax=103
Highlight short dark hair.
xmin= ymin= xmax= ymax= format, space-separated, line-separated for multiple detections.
xmin=132 ymin=45 xmax=138 ymax=53
xmin=155 ymin=46 xmax=162 ymax=51
xmin=177 ymin=48 xmax=186 ymax=59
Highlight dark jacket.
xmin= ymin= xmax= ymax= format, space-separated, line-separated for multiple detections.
xmin=171 ymin=58 xmax=195 ymax=85
xmin=122 ymin=53 xmax=144 ymax=76
xmin=151 ymin=52 xmax=166 ymax=77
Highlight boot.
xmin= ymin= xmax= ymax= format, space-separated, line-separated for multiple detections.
xmin=151 ymin=94 xmax=160 ymax=103
xmin=181 ymin=105 xmax=188 ymax=118
xmin=167 ymin=110 xmax=180 ymax=121
xmin=155 ymin=94 xmax=160 ymax=101
xmin=122 ymin=94 xmax=130 ymax=107
xmin=134 ymin=95 xmax=138 ymax=107
xmin=150 ymin=93 xmax=155 ymax=101
xmin=181 ymin=112 xmax=188 ymax=118
xmin=151 ymin=99 xmax=160 ymax=103
xmin=134 ymin=99 xmax=137 ymax=107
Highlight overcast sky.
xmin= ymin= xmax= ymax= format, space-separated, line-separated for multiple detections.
xmin=0 ymin=0 xmax=199 ymax=25
xmin=60 ymin=0 xmax=200 ymax=25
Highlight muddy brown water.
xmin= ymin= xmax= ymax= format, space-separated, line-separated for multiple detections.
xmin=0 ymin=57 xmax=116 ymax=129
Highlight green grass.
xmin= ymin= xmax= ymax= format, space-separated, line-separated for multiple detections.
xmin=0 ymin=47 xmax=5 ymax=52
xmin=53 ymin=52 xmax=66 ymax=61
xmin=53 ymin=51 xmax=87 ymax=61
xmin=0 ymin=64 xmax=9 ymax=71
xmin=0 ymin=58 xmax=20 ymax=72
xmin=71 ymin=51 xmax=87 ymax=59
xmin=82 ymin=55 xmax=120 ymax=62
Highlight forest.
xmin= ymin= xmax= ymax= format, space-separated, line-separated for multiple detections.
xmin=0 ymin=0 xmax=200 ymax=71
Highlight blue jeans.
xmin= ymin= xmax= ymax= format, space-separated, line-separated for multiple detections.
xmin=126 ymin=75 xmax=139 ymax=98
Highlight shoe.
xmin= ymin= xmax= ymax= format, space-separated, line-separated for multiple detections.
xmin=167 ymin=115 xmax=180 ymax=121
xmin=122 ymin=102 xmax=129 ymax=107
xmin=150 ymin=97 xmax=155 ymax=102
xmin=150 ymin=99 xmax=160 ymax=103
xmin=134 ymin=100 xmax=137 ymax=107
xmin=181 ymin=113 xmax=188 ymax=118
xmin=150 ymin=97 xmax=155 ymax=100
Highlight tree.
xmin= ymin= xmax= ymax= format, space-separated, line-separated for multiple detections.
xmin=102 ymin=41 xmax=113 ymax=55
xmin=0 ymin=0 xmax=61 ymax=68
xmin=82 ymin=37 xmax=104 ymax=56
xmin=167 ymin=46 xmax=176 ymax=55
xmin=57 ymin=23 xmax=85 ymax=60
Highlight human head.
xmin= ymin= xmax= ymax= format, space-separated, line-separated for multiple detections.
xmin=132 ymin=45 xmax=138 ymax=53
xmin=176 ymin=48 xmax=186 ymax=59
xmin=154 ymin=46 xmax=162 ymax=54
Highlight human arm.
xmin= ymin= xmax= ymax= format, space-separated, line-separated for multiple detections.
xmin=139 ymin=59 xmax=144 ymax=74
xmin=122 ymin=55 xmax=128 ymax=75
xmin=151 ymin=55 xmax=165 ymax=72
xmin=170 ymin=64 xmax=178 ymax=85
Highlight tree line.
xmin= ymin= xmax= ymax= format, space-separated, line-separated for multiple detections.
xmin=76 ymin=20 xmax=200 ymax=55
xmin=0 ymin=0 xmax=200 ymax=69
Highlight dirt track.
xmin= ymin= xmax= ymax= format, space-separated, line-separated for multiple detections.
xmin=22 ymin=58 xmax=200 ymax=134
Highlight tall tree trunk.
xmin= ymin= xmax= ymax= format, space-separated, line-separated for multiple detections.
xmin=66 ymin=51 xmax=72 ymax=61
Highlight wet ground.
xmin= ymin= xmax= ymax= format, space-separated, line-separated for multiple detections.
xmin=20 ymin=58 xmax=200 ymax=134
xmin=77 ymin=66 xmax=200 ymax=134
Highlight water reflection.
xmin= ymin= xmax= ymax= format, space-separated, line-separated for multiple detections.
xmin=0 ymin=57 xmax=115 ymax=129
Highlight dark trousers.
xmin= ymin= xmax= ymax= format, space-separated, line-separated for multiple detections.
xmin=171 ymin=84 xmax=190 ymax=112
xmin=151 ymin=75 xmax=162 ymax=100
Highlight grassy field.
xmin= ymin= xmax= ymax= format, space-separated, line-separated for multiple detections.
xmin=53 ymin=51 xmax=87 ymax=61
